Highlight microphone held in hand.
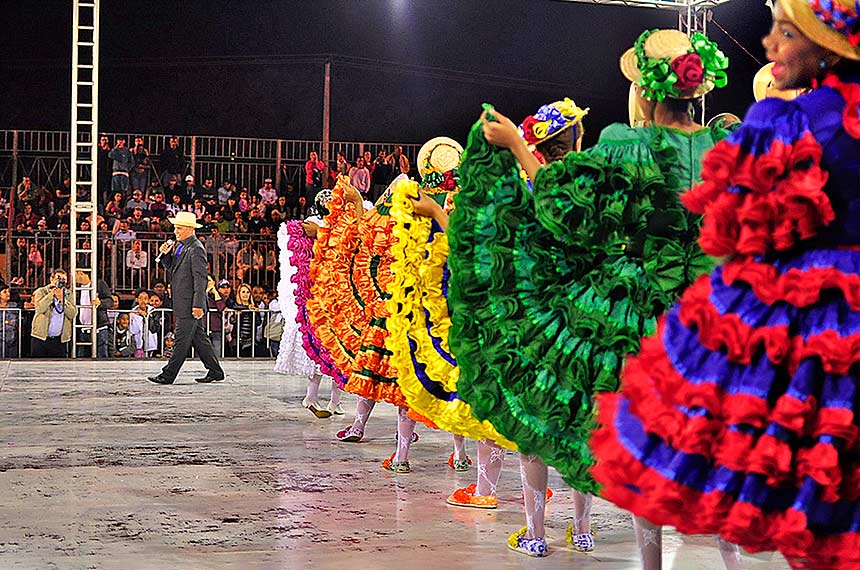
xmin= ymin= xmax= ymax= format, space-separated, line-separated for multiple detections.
xmin=155 ymin=239 xmax=176 ymax=263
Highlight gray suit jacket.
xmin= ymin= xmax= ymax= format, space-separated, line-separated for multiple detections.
xmin=159 ymin=235 xmax=208 ymax=319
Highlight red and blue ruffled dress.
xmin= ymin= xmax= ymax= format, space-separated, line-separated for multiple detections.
xmin=591 ymin=74 xmax=860 ymax=568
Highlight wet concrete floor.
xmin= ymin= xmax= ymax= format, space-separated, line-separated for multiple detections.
xmin=0 ymin=360 xmax=790 ymax=569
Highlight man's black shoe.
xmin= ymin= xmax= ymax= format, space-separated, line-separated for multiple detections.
xmin=195 ymin=375 xmax=224 ymax=383
xmin=148 ymin=374 xmax=175 ymax=385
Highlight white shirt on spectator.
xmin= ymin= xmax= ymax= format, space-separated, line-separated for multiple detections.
xmin=126 ymin=250 xmax=148 ymax=269
xmin=258 ymin=186 xmax=277 ymax=205
xmin=129 ymin=306 xmax=158 ymax=353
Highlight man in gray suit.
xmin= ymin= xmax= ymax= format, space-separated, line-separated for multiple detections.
xmin=148 ymin=211 xmax=224 ymax=384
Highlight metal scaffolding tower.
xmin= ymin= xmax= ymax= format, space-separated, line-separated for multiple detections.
xmin=556 ymin=0 xmax=737 ymax=122
xmin=70 ymin=0 xmax=100 ymax=358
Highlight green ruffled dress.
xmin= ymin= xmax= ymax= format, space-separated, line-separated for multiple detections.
xmin=447 ymin=117 xmax=725 ymax=492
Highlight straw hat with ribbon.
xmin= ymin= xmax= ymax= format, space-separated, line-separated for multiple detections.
xmin=417 ymin=137 xmax=463 ymax=190
xmin=167 ymin=211 xmax=202 ymax=228
xmin=518 ymin=98 xmax=589 ymax=147
xmin=620 ymin=29 xmax=729 ymax=101
xmin=780 ymin=0 xmax=860 ymax=60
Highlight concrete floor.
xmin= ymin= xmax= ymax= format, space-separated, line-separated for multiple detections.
xmin=0 ymin=360 xmax=791 ymax=570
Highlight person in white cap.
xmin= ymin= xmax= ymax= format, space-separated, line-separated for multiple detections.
xmin=148 ymin=211 xmax=224 ymax=384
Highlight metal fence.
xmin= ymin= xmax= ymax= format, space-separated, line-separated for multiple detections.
xmin=0 ymin=129 xmax=421 ymax=194
xmin=1 ymin=306 xmax=281 ymax=359
xmin=9 ymin=231 xmax=278 ymax=296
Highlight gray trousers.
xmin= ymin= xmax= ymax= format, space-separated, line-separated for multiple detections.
xmin=161 ymin=317 xmax=224 ymax=381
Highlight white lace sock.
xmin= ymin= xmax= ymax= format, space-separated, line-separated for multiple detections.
xmin=452 ymin=434 xmax=466 ymax=461
xmin=393 ymin=406 xmax=416 ymax=462
xmin=305 ymin=372 xmax=322 ymax=402
xmin=350 ymin=397 xmax=375 ymax=432
xmin=329 ymin=383 xmax=342 ymax=407
xmin=519 ymin=454 xmax=548 ymax=540
xmin=573 ymin=491 xmax=593 ymax=534
xmin=475 ymin=439 xmax=506 ymax=496
xmin=634 ymin=516 xmax=662 ymax=570
xmin=717 ymin=537 xmax=746 ymax=570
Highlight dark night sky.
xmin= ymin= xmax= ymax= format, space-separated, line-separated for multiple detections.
xmin=1 ymin=0 xmax=772 ymax=147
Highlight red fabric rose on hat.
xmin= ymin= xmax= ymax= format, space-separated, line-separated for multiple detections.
xmin=519 ymin=115 xmax=540 ymax=145
xmin=671 ymin=53 xmax=705 ymax=92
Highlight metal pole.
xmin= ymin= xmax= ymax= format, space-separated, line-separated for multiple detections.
xmin=322 ymin=60 xmax=331 ymax=185
xmin=190 ymin=135 xmax=197 ymax=179
xmin=275 ymin=139 xmax=283 ymax=189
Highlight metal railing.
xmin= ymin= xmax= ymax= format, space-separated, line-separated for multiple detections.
xmin=0 ymin=306 xmax=281 ymax=359
xmin=8 ymin=231 xmax=278 ymax=296
xmin=0 ymin=129 xmax=420 ymax=193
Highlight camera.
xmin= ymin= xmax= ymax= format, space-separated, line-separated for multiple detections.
xmin=54 ymin=277 xmax=66 ymax=289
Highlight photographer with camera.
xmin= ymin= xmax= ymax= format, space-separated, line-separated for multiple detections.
xmin=30 ymin=269 xmax=78 ymax=358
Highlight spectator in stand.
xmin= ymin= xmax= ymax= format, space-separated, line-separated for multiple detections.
xmin=105 ymin=192 xmax=125 ymax=223
xmin=269 ymin=209 xmax=284 ymax=232
xmin=30 ymin=268 xmax=77 ymax=358
xmin=232 ymin=213 xmax=248 ymax=234
xmin=217 ymin=279 xmax=237 ymax=308
xmin=348 ymin=156 xmax=371 ymax=197
xmin=251 ymin=285 xmax=267 ymax=309
xmin=15 ymin=203 xmax=39 ymax=229
xmin=223 ymin=234 xmax=240 ymax=268
xmin=371 ymin=149 xmax=392 ymax=202
xmin=224 ymin=195 xmax=240 ymax=218
xmin=129 ymin=288 xmax=157 ymax=357
xmin=148 ymin=191 xmax=168 ymax=220
xmin=34 ymin=185 xmax=53 ymax=218
xmin=113 ymin=220 xmax=136 ymax=242
xmin=387 ymin=145 xmax=410 ymax=180
xmin=0 ymin=284 xmax=21 ymax=358
xmin=27 ymin=243 xmax=43 ymax=280
xmin=217 ymin=179 xmax=235 ymax=206
xmin=126 ymin=239 xmax=148 ymax=288
xmin=192 ymin=199 xmax=207 ymax=221
xmin=11 ymin=238 xmax=27 ymax=281
xmin=198 ymin=178 xmax=219 ymax=214
xmin=238 ymin=189 xmax=250 ymax=212
xmin=74 ymin=269 xmax=114 ymax=358
xmin=16 ymin=176 xmax=36 ymax=210
xmin=212 ymin=210 xmax=230 ymax=234
xmin=34 ymin=218 xmax=50 ymax=238
xmin=229 ymin=282 xmax=258 ymax=357
xmin=159 ymin=137 xmax=185 ymax=189
xmin=128 ymin=207 xmax=150 ymax=233
xmin=147 ymin=291 xmax=165 ymax=356
xmin=236 ymin=242 xmax=262 ymax=282
xmin=363 ymin=150 xmax=373 ymax=171
xmin=124 ymin=189 xmax=149 ymax=217
xmin=205 ymin=226 xmax=224 ymax=265
xmin=304 ymin=151 xmax=325 ymax=205
xmin=182 ymin=175 xmax=198 ymax=203
xmin=110 ymin=312 xmax=135 ymax=357
xmin=130 ymin=137 xmax=150 ymax=193
xmin=108 ymin=138 xmax=135 ymax=196
xmin=265 ymin=290 xmax=284 ymax=356
xmin=153 ymin=281 xmax=171 ymax=309
xmin=142 ymin=220 xmax=164 ymax=239
xmin=163 ymin=175 xmax=181 ymax=203
xmin=280 ymin=184 xmax=300 ymax=220
xmin=258 ymin=178 xmax=277 ymax=206
xmin=55 ymin=177 xmax=71 ymax=212
xmin=166 ymin=193 xmax=187 ymax=217
xmin=246 ymin=208 xmax=267 ymax=233
xmin=206 ymin=275 xmax=228 ymax=356
xmin=334 ymin=151 xmax=350 ymax=178
xmin=97 ymin=135 xmax=112 ymax=206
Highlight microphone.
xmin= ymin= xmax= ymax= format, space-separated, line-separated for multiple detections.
xmin=155 ymin=239 xmax=175 ymax=263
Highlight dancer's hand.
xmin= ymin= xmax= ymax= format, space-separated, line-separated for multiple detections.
xmin=481 ymin=109 xmax=522 ymax=150
xmin=302 ymin=221 xmax=319 ymax=239
xmin=411 ymin=191 xmax=443 ymax=219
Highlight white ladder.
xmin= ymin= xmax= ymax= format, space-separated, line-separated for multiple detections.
xmin=70 ymin=0 xmax=100 ymax=358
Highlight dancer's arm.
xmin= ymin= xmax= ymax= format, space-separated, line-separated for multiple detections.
xmin=411 ymin=191 xmax=448 ymax=231
xmin=480 ymin=109 xmax=542 ymax=182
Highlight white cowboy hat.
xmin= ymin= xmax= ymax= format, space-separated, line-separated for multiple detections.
xmin=167 ymin=211 xmax=202 ymax=228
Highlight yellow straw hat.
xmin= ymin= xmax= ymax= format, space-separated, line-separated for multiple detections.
xmin=780 ymin=0 xmax=860 ymax=60
xmin=417 ymin=137 xmax=463 ymax=178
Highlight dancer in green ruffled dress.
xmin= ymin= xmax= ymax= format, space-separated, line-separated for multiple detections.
xmin=447 ymin=29 xmax=730 ymax=557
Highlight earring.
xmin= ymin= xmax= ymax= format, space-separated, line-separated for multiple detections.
xmin=819 ymin=59 xmax=828 ymax=69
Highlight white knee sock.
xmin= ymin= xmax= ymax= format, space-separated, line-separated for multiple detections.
xmin=475 ymin=439 xmax=506 ymax=496
xmin=519 ymin=454 xmax=548 ymax=539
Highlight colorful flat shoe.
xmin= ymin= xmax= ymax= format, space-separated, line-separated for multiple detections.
xmin=447 ymin=452 xmax=472 ymax=472
xmin=336 ymin=426 xmax=363 ymax=442
xmin=326 ymin=402 xmax=345 ymax=415
xmin=302 ymin=397 xmax=332 ymax=418
xmin=566 ymin=524 xmax=595 ymax=552
xmin=507 ymin=527 xmax=548 ymax=558
xmin=445 ymin=483 xmax=498 ymax=509
xmin=382 ymin=454 xmax=410 ymax=473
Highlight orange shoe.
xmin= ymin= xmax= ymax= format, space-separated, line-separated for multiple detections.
xmin=446 ymin=483 xmax=498 ymax=509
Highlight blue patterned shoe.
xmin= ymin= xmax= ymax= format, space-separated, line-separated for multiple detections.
xmin=507 ymin=527 xmax=548 ymax=557
xmin=566 ymin=523 xmax=595 ymax=552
